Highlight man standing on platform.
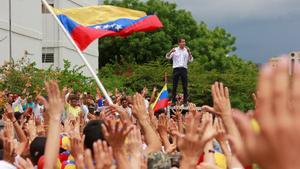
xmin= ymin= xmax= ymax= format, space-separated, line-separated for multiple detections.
xmin=166 ymin=38 xmax=193 ymax=106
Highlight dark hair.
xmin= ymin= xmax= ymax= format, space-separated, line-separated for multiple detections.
xmin=154 ymin=108 xmax=166 ymax=118
xmin=120 ymin=96 xmax=127 ymax=103
xmin=30 ymin=137 xmax=47 ymax=165
xmin=14 ymin=112 xmax=23 ymax=121
xmin=83 ymin=120 xmax=105 ymax=153
xmin=68 ymin=94 xmax=79 ymax=101
xmin=137 ymin=87 xmax=144 ymax=94
xmin=178 ymin=38 xmax=185 ymax=43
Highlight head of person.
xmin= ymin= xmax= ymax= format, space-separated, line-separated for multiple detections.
xmin=68 ymin=94 xmax=79 ymax=107
xmin=30 ymin=137 xmax=47 ymax=165
xmin=121 ymin=96 xmax=128 ymax=108
xmin=14 ymin=111 xmax=24 ymax=124
xmin=36 ymin=98 xmax=43 ymax=106
xmin=83 ymin=120 xmax=105 ymax=153
xmin=86 ymin=96 xmax=95 ymax=105
xmin=178 ymin=38 xmax=186 ymax=49
xmin=154 ymin=108 xmax=166 ymax=119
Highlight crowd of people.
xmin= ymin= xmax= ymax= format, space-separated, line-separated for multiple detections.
xmin=0 ymin=56 xmax=299 ymax=169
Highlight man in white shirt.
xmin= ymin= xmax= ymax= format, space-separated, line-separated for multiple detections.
xmin=166 ymin=38 xmax=193 ymax=105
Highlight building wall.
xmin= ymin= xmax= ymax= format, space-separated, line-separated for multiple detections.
xmin=0 ymin=0 xmax=42 ymax=65
xmin=0 ymin=0 xmax=99 ymax=76
xmin=42 ymin=0 xmax=99 ymax=76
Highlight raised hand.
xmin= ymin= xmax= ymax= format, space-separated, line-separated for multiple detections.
xmin=132 ymin=93 xmax=148 ymax=122
xmin=15 ymin=157 xmax=34 ymax=169
xmin=176 ymin=112 xmax=216 ymax=169
xmin=127 ymin=126 xmax=144 ymax=169
xmin=70 ymin=132 xmax=85 ymax=159
xmin=148 ymin=109 xmax=158 ymax=130
xmin=172 ymin=105 xmax=183 ymax=133
xmin=108 ymin=104 xmax=131 ymax=123
xmin=213 ymin=117 xmax=226 ymax=142
xmin=157 ymin=114 xmax=175 ymax=153
xmin=171 ymin=48 xmax=176 ymax=53
xmin=37 ymin=81 xmax=65 ymax=121
xmin=132 ymin=93 xmax=161 ymax=154
xmin=168 ymin=118 xmax=179 ymax=136
xmin=27 ymin=119 xmax=37 ymax=141
xmin=188 ymin=103 xmax=197 ymax=115
xmin=39 ymin=81 xmax=65 ymax=169
xmin=76 ymin=141 xmax=113 ymax=169
xmin=102 ymin=120 xmax=133 ymax=169
xmin=76 ymin=150 xmax=93 ymax=169
xmin=99 ymin=107 xmax=114 ymax=121
xmin=102 ymin=120 xmax=133 ymax=149
xmin=157 ymin=113 xmax=169 ymax=136
xmin=93 ymin=140 xmax=113 ymax=169
xmin=1 ymin=123 xmax=14 ymax=163
xmin=127 ymin=126 xmax=143 ymax=156
xmin=234 ymin=57 xmax=300 ymax=169
xmin=201 ymin=113 xmax=217 ymax=140
xmin=211 ymin=82 xmax=231 ymax=116
xmin=4 ymin=103 xmax=15 ymax=122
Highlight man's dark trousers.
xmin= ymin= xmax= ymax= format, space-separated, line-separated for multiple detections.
xmin=172 ymin=67 xmax=188 ymax=104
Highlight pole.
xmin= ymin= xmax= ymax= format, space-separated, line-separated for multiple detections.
xmin=41 ymin=0 xmax=113 ymax=104
xmin=9 ymin=0 xmax=13 ymax=62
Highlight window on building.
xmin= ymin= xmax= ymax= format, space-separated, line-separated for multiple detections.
xmin=42 ymin=3 xmax=54 ymax=13
xmin=42 ymin=53 xmax=54 ymax=63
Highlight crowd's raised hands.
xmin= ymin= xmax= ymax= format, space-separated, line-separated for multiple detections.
xmin=3 ymin=55 xmax=300 ymax=169
xmin=233 ymin=57 xmax=300 ymax=169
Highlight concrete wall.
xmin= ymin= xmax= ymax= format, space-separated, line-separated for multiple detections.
xmin=0 ymin=0 xmax=42 ymax=65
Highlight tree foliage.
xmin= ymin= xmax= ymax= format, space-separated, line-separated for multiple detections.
xmin=0 ymin=57 xmax=96 ymax=99
xmin=99 ymin=0 xmax=236 ymax=69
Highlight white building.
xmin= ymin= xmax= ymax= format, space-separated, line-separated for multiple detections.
xmin=0 ymin=0 xmax=99 ymax=75
xmin=0 ymin=0 xmax=42 ymax=65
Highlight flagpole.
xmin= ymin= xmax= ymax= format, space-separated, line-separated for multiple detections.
xmin=41 ymin=0 xmax=113 ymax=105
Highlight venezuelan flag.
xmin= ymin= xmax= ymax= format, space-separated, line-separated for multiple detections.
xmin=53 ymin=5 xmax=163 ymax=51
xmin=152 ymin=84 xmax=169 ymax=112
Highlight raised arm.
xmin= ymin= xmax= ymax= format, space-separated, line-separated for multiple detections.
xmin=186 ymin=47 xmax=193 ymax=62
xmin=166 ymin=48 xmax=176 ymax=59
xmin=38 ymin=81 xmax=65 ymax=169
xmin=4 ymin=104 xmax=28 ymax=155
xmin=132 ymin=93 xmax=162 ymax=154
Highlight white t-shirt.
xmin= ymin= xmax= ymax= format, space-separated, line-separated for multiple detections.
xmin=33 ymin=104 xmax=44 ymax=118
xmin=125 ymin=107 xmax=132 ymax=116
xmin=81 ymin=104 xmax=89 ymax=121
xmin=144 ymin=99 xmax=149 ymax=110
xmin=166 ymin=47 xmax=193 ymax=69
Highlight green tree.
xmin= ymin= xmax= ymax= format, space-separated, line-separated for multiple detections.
xmin=99 ymin=0 xmax=236 ymax=69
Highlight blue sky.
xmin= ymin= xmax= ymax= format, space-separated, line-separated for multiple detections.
xmin=166 ymin=0 xmax=300 ymax=63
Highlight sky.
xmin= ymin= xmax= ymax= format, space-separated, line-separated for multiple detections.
xmin=99 ymin=0 xmax=300 ymax=63
xmin=166 ymin=0 xmax=300 ymax=63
